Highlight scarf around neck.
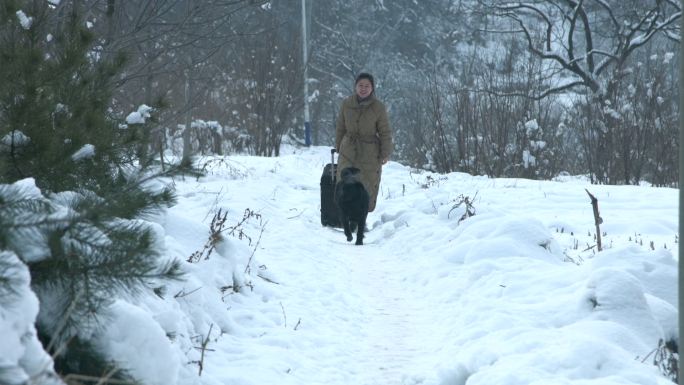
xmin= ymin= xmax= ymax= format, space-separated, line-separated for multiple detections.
xmin=356 ymin=94 xmax=374 ymax=105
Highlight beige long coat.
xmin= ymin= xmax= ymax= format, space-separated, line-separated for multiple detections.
xmin=335 ymin=94 xmax=393 ymax=212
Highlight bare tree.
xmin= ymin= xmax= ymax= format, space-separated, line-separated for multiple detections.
xmin=478 ymin=0 xmax=681 ymax=184
xmin=478 ymin=0 xmax=680 ymax=98
xmin=66 ymin=0 xmax=265 ymax=164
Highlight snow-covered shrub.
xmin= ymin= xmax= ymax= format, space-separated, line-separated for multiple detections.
xmin=0 ymin=251 xmax=63 ymax=385
xmin=0 ymin=178 xmax=184 ymax=382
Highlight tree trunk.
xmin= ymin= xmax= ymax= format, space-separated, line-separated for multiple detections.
xmin=105 ymin=0 xmax=116 ymax=46
xmin=181 ymin=69 xmax=194 ymax=167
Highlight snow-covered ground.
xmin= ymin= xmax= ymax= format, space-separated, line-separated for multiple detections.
xmin=2 ymin=145 xmax=679 ymax=385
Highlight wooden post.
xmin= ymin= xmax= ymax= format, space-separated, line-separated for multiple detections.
xmin=585 ymin=189 xmax=603 ymax=252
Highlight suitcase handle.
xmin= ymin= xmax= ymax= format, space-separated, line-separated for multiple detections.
xmin=330 ymin=148 xmax=336 ymax=181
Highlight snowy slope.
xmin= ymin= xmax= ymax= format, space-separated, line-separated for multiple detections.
xmin=157 ymin=146 xmax=677 ymax=385
xmin=3 ymin=145 xmax=677 ymax=385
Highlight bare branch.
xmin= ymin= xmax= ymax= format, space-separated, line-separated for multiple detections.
xmin=592 ymin=0 xmax=620 ymax=32
xmin=564 ymin=0 xmax=596 ymax=73
xmin=486 ymin=1 xmax=555 ymax=50
xmin=450 ymin=77 xmax=587 ymax=100
xmin=481 ymin=0 xmax=680 ymax=98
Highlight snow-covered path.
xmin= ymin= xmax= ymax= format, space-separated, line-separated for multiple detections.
xmin=231 ymin=218 xmax=437 ymax=384
xmin=345 ymin=241 xmax=431 ymax=385
xmin=161 ymin=147 xmax=677 ymax=385
xmin=188 ymin=151 xmax=448 ymax=385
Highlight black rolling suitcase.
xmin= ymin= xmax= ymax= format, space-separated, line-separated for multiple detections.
xmin=320 ymin=148 xmax=341 ymax=227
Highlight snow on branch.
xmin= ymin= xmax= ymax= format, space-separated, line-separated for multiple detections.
xmin=480 ymin=0 xmax=681 ymax=98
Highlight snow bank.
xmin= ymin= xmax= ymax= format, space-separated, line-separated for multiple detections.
xmin=0 ymin=147 xmax=677 ymax=385
xmin=0 ymin=251 xmax=63 ymax=385
xmin=0 ymin=176 xmax=262 ymax=385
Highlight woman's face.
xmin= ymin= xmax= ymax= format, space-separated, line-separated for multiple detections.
xmin=355 ymin=79 xmax=373 ymax=99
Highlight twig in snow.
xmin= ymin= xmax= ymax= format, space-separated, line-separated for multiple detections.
xmin=257 ymin=273 xmax=280 ymax=285
xmin=287 ymin=208 xmax=306 ymax=219
xmin=244 ymin=220 xmax=267 ymax=274
xmin=280 ymin=302 xmax=287 ymax=328
xmin=193 ymin=324 xmax=215 ymax=376
xmin=174 ymin=286 xmax=202 ymax=298
xmin=585 ymin=189 xmax=603 ymax=251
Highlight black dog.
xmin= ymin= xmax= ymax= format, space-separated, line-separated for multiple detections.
xmin=335 ymin=167 xmax=369 ymax=245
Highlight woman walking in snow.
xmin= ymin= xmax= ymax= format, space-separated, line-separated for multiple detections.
xmin=335 ymin=72 xmax=393 ymax=213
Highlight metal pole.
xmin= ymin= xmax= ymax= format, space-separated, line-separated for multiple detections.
xmin=678 ymin=3 xmax=683 ymax=383
xmin=301 ymin=0 xmax=311 ymax=146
